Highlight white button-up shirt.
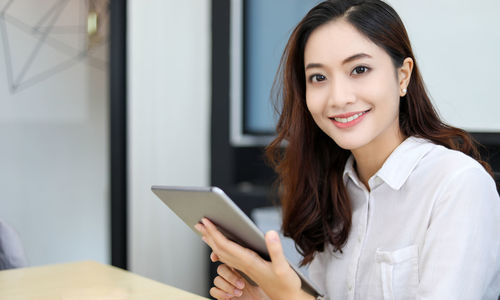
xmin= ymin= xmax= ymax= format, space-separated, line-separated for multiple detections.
xmin=309 ymin=136 xmax=500 ymax=299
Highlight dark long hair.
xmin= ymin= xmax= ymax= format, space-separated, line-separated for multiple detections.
xmin=266 ymin=0 xmax=493 ymax=266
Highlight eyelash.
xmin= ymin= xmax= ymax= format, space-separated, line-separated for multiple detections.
xmin=309 ymin=74 xmax=326 ymax=83
xmin=352 ymin=65 xmax=370 ymax=75
xmin=308 ymin=65 xmax=371 ymax=83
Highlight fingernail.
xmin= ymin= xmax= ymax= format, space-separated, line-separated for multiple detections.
xmin=201 ymin=236 xmax=207 ymax=243
xmin=226 ymin=293 xmax=233 ymax=298
xmin=194 ymin=224 xmax=201 ymax=231
xmin=236 ymin=279 xmax=245 ymax=289
xmin=234 ymin=289 xmax=243 ymax=296
xmin=268 ymin=231 xmax=279 ymax=242
xmin=201 ymin=218 xmax=207 ymax=225
xmin=211 ymin=253 xmax=218 ymax=262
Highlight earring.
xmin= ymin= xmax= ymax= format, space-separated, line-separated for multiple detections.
xmin=402 ymin=88 xmax=407 ymax=94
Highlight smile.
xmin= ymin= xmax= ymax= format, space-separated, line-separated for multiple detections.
xmin=333 ymin=111 xmax=365 ymax=123
xmin=330 ymin=109 xmax=370 ymax=128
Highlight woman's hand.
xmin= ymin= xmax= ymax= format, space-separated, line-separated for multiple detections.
xmin=195 ymin=218 xmax=314 ymax=300
xmin=209 ymin=261 xmax=270 ymax=299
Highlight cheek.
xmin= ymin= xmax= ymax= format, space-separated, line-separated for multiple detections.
xmin=363 ymin=77 xmax=393 ymax=98
xmin=367 ymin=77 xmax=400 ymax=111
xmin=305 ymin=87 xmax=327 ymax=116
xmin=305 ymin=93 xmax=319 ymax=117
xmin=373 ymin=91 xmax=401 ymax=126
xmin=364 ymin=67 xmax=400 ymax=97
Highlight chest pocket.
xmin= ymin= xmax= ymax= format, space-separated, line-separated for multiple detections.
xmin=375 ymin=245 xmax=419 ymax=300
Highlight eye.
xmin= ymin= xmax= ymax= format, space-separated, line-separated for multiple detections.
xmin=352 ymin=66 xmax=369 ymax=75
xmin=309 ymin=74 xmax=326 ymax=83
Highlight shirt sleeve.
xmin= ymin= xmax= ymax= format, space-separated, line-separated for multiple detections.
xmin=0 ymin=219 xmax=28 ymax=270
xmin=418 ymin=166 xmax=500 ymax=299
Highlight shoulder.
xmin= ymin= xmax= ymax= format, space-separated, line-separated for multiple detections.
xmin=414 ymin=139 xmax=498 ymax=201
xmin=423 ymin=142 xmax=481 ymax=171
xmin=416 ymin=140 xmax=489 ymax=181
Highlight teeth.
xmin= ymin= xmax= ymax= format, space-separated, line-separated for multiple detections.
xmin=334 ymin=112 xmax=365 ymax=123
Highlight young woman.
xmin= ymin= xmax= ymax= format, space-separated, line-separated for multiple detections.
xmin=196 ymin=0 xmax=500 ymax=299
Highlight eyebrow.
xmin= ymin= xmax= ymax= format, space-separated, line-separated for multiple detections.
xmin=305 ymin=53 xmax=373 ymax=70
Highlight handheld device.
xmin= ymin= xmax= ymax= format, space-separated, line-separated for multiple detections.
xmin=151 ymin=185 xmax=324 ymax=298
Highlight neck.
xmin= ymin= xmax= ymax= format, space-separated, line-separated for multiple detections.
xmin=351 ymin=124 xmax=405 ymax=191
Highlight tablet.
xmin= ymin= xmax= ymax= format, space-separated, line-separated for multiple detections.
xmin=151 ymin=185 xmax=323 ymax=298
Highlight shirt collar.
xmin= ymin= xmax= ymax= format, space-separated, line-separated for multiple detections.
xmin=343 ymin=136 xmax=435 ymax=191
xmin=343 ymin=155 xmax=359 ymax=187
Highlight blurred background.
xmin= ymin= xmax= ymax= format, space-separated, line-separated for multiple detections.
xmin=0 ymin=0 xmax=499 ymax=298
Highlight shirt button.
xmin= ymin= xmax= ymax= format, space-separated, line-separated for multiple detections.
xmin=357 ymin=236 xmax=362 ymax=243
xmin=348 ymin=284 xmax=353 ymax=291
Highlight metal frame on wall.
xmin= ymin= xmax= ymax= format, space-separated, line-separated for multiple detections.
xmin=109 ymin=0 xmax=127 ymax=270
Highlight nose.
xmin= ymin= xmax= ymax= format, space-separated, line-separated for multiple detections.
xmin=328 ymin=76 xmax=355 ymax=107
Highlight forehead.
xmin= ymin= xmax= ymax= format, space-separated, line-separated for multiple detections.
xmin=304 ymin=19 xmax=387 ymax=65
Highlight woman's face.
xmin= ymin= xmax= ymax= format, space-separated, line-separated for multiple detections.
xmin=304 ymin=19 xmax=410 ymax=151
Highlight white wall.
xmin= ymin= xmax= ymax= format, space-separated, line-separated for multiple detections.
xmin=0 ymin=1 xmax=109 ymax=266
xmin=387 ymin=0 xmax=500 ymax=131
xmin=128 ymin=0 xmax=210 ymax=297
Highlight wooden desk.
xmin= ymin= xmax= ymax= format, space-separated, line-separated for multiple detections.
xmin=0 ymin=261 xmax=209 ymax=300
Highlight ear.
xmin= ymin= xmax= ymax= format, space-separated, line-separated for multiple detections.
xmin=398 ymin=57 xmax=413 ymax=97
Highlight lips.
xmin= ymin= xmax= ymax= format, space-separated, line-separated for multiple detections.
xmin=331 ymin=109 xmax=370 ymax=119
xmin=329 ymin=109 xmax=370 ymax=128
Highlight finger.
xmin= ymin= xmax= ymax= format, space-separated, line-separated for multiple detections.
xmin=194 ymin=223 xmax=208 ymax=244
xmin=209 ymin=286 xmax=234 ymax=300
xmin=265 ymin=231 xmax=289 ymax=275
xmin=202 ymin=218 xmax=255 ymax=256
xmin=210 ymin=251 xmax=219 ymax=262
xmin=214 ymin=276 xmax=243 ymax=297
xmin=201 ymin=218 xmax=228 ymax=245
xmin=201 ymin=218 xmax=268 ymax=273
xmin=217 ymin=264 xmax=245 ymax=289
xmin=194 ymin=222 xmax=203 ymax=232
xmin=200 ymin=218 xmax=244 ymax=256
xmin=195 ymin=222 xmax=216 ymax=250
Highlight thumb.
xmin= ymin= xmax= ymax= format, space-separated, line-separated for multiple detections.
xmin=265 ymin=230 xmax=289 ymax=272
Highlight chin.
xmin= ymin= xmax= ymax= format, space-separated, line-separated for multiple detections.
xmin=335 ymin=141 xmax=362 ymax=151
xmin=330 ymin=134 xmax=370 ymax=151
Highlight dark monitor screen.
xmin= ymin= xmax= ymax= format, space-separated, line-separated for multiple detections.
xmin=230 ymin=0 xmax=320 ymax=146
xmin=244 ymin=0 xmax=320 ymax=134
